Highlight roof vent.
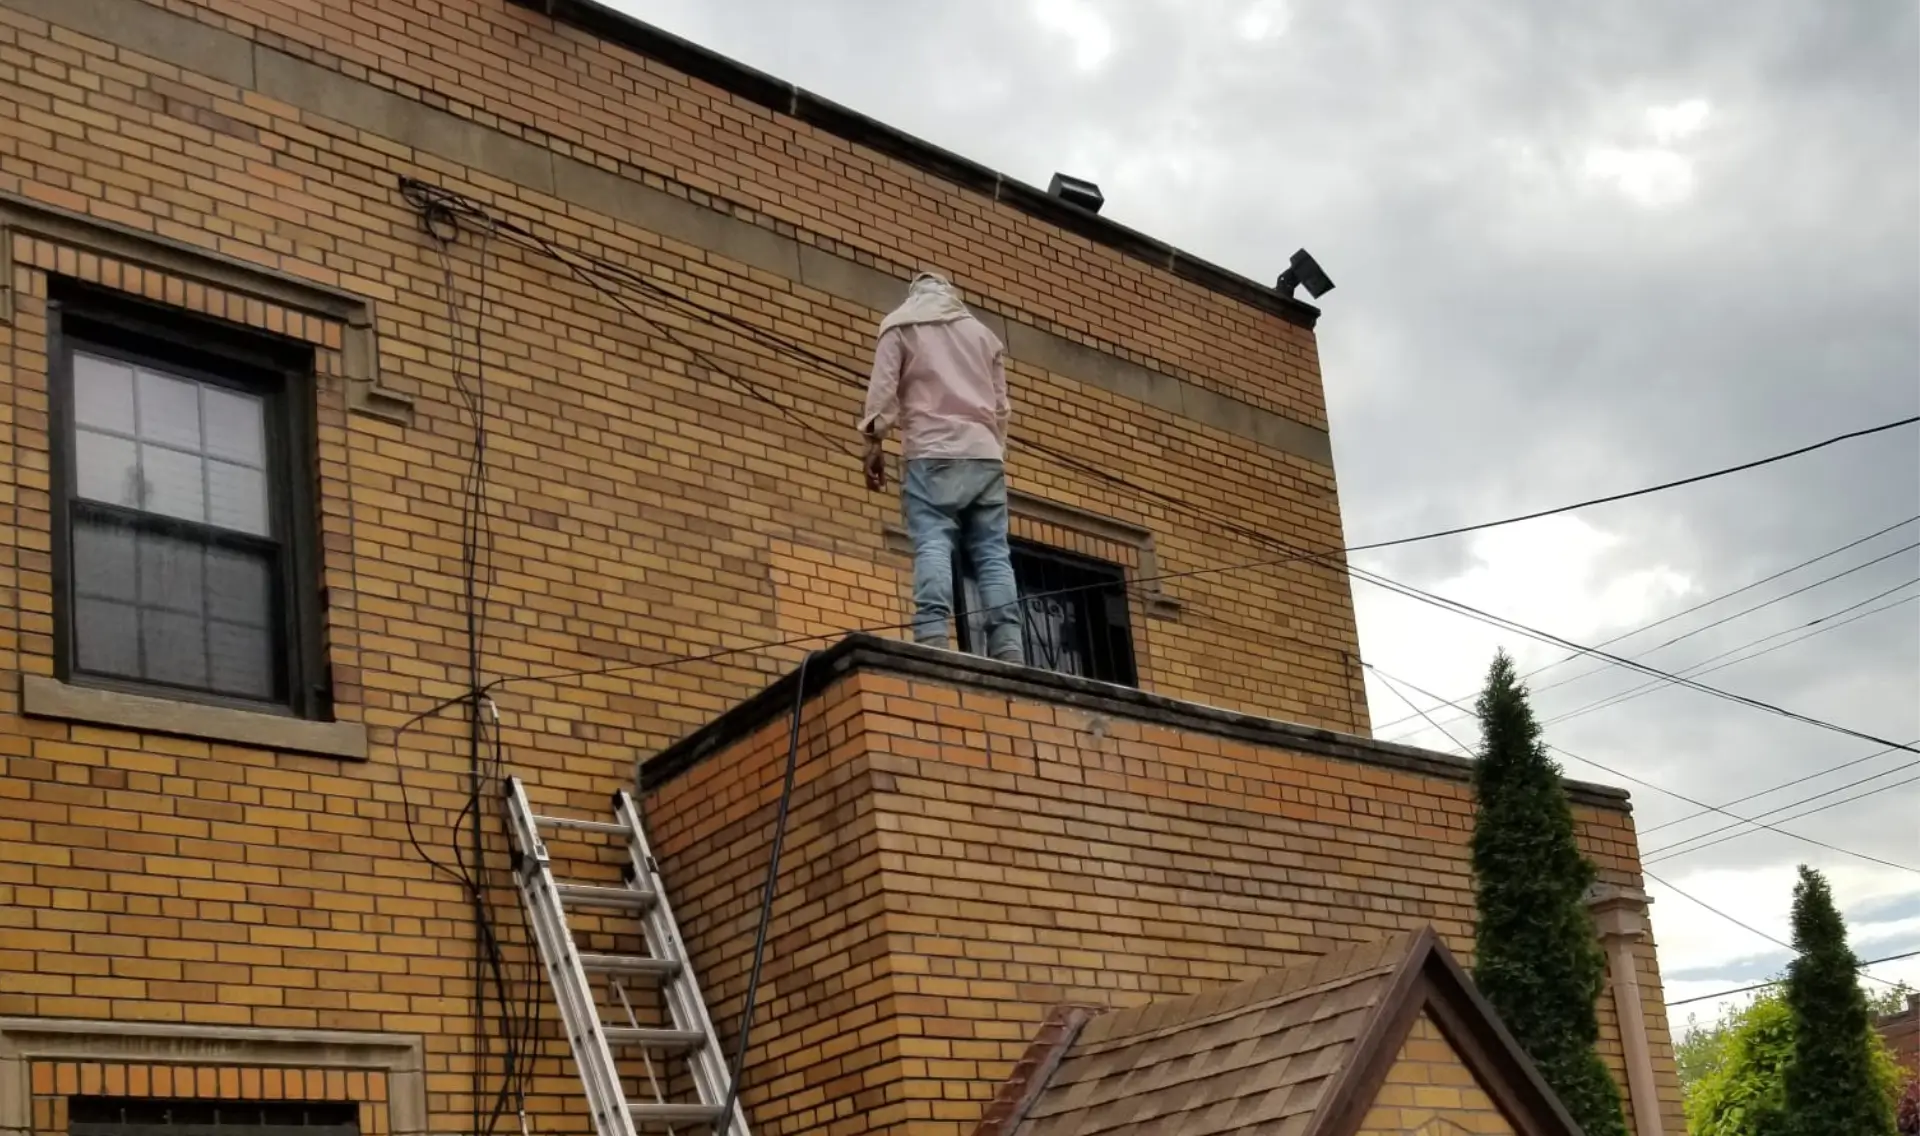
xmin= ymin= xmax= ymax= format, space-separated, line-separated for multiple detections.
xmin=1047 ymin=173 xmax=1105 ymax=214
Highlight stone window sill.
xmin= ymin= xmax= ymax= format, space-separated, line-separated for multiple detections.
xmin=21 ymin=674 xmax=369 ymax=760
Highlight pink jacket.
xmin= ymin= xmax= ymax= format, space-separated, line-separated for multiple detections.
xmin=859 ymin=318 xmax=1009 ymax=461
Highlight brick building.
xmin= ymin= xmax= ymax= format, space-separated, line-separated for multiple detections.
xmin=0 ymin=0 xmax=1683 ymax=1133
xmin=1881 ymin=993 xmax=1920 ymax=1082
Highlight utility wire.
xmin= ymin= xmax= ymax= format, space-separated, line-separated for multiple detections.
xmin=1644 ymin=770 xmax=1920 ymax=865
xmin=1642 ymin=738 xmax=1920 ymax=837
xmin=1350 ymin=418 xmax=1918 ymax=552
xmin=1361 ymin=665 xmax=1920 ymax=876
xmin=1642 ymin=869 xmax=1900 ymax=988
xmin=388 ymin=178 xmax=1920 ymax=767
xmin=1538 ymin=582 xmax=1920 ymax=730
xmin=1369 ymin=660 xmax=1910 ymax=988
xmin=1371 ymin=514 xmax=1920 ymax=737
xmin=1665 ymin=949 xmax=1920 ymax=1008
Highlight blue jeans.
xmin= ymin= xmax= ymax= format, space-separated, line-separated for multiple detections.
xmin=902 ymin=459 xmax=1024 ymax=663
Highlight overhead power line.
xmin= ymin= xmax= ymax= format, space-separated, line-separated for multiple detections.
xmin=1344 ymin=415 xmax=1918 ymax=553
xmin=390 ymin=179 xmax=1920 ymax=763
xmin=1372 ymin=514 xmax=1920 ymax=737
xmin=1367 ymin=662 xmax=1909 ymax=988
xmin=1644 ymin=768 xmax=1920 ymax=866
xmin=1538 ymin=583 xmax=1920 ymax=730
xmin=1641 ymin=737 xmax=1920 ymax=837
xmin=1666 ymin=948 xmax=1920 ymax=1008
xmin=1644 ymin=869 xmax=1902 ymax=989
xmin=1361 ymin=664 xmax=1920 ymax=876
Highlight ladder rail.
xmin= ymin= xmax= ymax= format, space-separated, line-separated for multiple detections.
xmin=615 ymin=790 xmax=751 ymax=1135
xmin=506 ymin=779 xmax=643 ymax=1136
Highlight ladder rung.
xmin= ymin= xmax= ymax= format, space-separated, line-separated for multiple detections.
xmin=631 ymin=1103 xmax=723 ymax=1126
xmin=578 ymin=953 xmax=680 ymax=979
xmin=531 ymin=813 xmax=633 ymax=836
xmin=556 ymin=882 xmax=656 ymax=909
xmin=603 ymin=1027 xmax=706 ymax=1052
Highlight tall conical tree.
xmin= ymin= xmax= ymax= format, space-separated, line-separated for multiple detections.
xmin=1470 ymin=650 xmax=1627 ymax=1136
xmin=1782 ymin=865 xmax=1897 ymax=1135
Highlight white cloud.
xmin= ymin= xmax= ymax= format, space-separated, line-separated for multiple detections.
xmin=1648 ymin=98 xmax=1713 ymax=144
xmin=1584 ymin=146 xmax=1698 ymax=208
xmin=1236 ymin=0 xmax=1292 ymax=41
xmin=1032 ymin=0 xmax=1114 ymax=71
xmin=1580 ymin=97 xmax=1714 ymax=208
xmin=1356 ymin=515 xmax=1693 ymax=747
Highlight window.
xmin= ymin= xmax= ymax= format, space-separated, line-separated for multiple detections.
xmin=956 ymin=540 xmax=1138 ymax=686
xmin=69 ymin=1098 xmax=360 ymax=1136
xmin=51 ymin=286 xmax=326 ymax=716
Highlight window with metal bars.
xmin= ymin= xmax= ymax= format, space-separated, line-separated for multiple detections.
xmin=49 ymin=284 xmax=328 ymax=717
xmin=67 ymin=1098 xmax=360 ymax=1136
xmin=955 ymin=540 xmax=1138 ymax=686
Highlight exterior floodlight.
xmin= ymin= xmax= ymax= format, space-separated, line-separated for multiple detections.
xmin=1047 ymin=173 xmax=1105 ymax=214
xmin=1275 ymin=248 xmax=1335 ymax=300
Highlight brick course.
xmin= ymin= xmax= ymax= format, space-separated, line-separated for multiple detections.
xmin=1358 ymin=1014 xmax=1518 ymax=1135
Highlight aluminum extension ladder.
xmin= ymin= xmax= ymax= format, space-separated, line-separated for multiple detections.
xmin=505 ymin=776 xmax=750 ymax=1135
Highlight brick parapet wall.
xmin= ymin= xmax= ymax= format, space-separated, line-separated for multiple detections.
xmin=643 ymin=660 xmax=1687 ymax=1135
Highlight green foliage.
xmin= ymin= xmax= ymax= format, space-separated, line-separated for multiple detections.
xmin=1782 ymin=866 xmax=1898 ymax=1136
xmin=1868 ymin=981 xmax=1916 ymax=1018
xmin=1685 ymin=992 xmax=1795 ymax=1136
xmin=1468 ymin=651 xmax=1627 ymax=1136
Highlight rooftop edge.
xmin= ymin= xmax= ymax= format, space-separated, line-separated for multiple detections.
xmin=510 ymin=0 xmax=1322 ymax=331
xmin=637 ymin=633 xmax=1633 ymax=812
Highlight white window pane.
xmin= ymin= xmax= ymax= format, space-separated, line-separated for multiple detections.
xmin=141 ymin=609 xmax=208 ymax=689
xmin=74 ymin=429 xmax=140 ymax=507
xmin=136 ymin=369 xmax=202 ymax=450
xmin=74 ymin=597 xmax=141 ymax=678
xmin=208 ymin=621 xmax=274 ymax=699
xmin=140 ymin=444 xmax=206 ymax=523
xmin=72 ymin=516 xmax=138 ymax=602
xmin=207 ymin=460 xmax=268 ymax=535
xmin=73 ymin=353 xmax=135 ymax=434
xmin=138 ymin=530 xmax=205 ymax=614
xmin=206 ymin=546 xmax=273 ymax=627
xmin=202 ymin=387 xmax=266 ymax=466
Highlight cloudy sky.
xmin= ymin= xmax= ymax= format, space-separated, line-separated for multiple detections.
xmin=608 ymin=0 xmax=1920 ymax=1024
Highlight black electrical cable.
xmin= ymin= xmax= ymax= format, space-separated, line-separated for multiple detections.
xmin=1539 ymin=581 xmax=1920 ymax=730
xmin=406 ymin=184 xmax=530 ymax=1136
xmin=1361 ymin=664 xmax=1920 ymax=875
xmin=1644 ymin=770 xmax=1920 ymax=865
xmin=715 ymin=650 xmax=816 ymax=1136
xmin=1665 ymin=949 xmax=1920 ymax=1008
xmin=1381 ymin=528 xmax=1920 ymax=742
xmin=394 ymin=178 xmax=1920 ymax=860
xmin=1643 ymin=741 xmax=1917 ymax=837
xmin=1367 ymin=663 xmax=1911 ymax=984
xmin=1370 ymin=514 xmax=1920 ymax=736
xmin=368 ymin=230 xmax=1918 ymax=769
xmin=390 ymin=176 xmax=1920 ymax=1091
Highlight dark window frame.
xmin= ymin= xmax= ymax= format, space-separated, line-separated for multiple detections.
xmin=955 ymin=539 xmax=1139 ymax=686
xmin=68 ymin=1096 xmax=361 ymax=1136
xmin=48 ymin=281 xmax=329 ymax=719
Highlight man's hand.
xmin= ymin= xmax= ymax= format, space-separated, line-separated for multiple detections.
xmin=863 ymin=436 xmax=887 ymax=492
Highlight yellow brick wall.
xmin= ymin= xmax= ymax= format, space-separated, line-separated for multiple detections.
xmin=643 ymin=665 xmax=1685 ymax=1135
xmin=1358 ymin=1013 xmax=1519 ymax=1136
xmin=0 ymin=1 xmax=1672 ymax=1135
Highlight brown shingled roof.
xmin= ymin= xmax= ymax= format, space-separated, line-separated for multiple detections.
xmin=974 ymin=926 xmax=1587 ymax=1136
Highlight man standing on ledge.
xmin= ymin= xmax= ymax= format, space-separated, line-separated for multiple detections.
xmin=860 ymin=271 xmax=1025 ymax=664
